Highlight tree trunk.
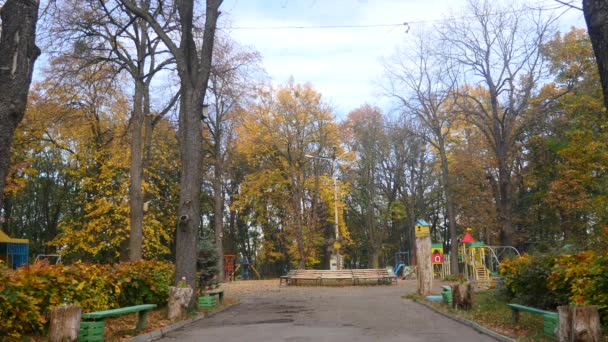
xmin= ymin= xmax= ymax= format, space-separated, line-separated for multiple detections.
xmin=438 ymin=145 xmax=458 ymax=275
xmin=48 ymin=305 xmax=82 ymax=342
xmin=416 ymin=235 xmax=432 ymax=295
xmin=452 ymin=283 xmax=473 ymax=310
xmin=584 ymin=0 xmax=608 ymax=116
xmin=0 ymin=0 xmax=40 ymax=208
xmin=129 ymin=79 xmax=145 ymax=261
xmin=175 ymin=87 xmax=203 ymax=303
xmin=213 ymin=159 xmax=224 ymax=281
xmin=167 ymin=286 xmax=194 ymax=320
xmin=558 ymin=305 xmax=603 ymax=342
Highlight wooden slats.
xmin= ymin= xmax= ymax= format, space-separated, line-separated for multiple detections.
xmin=280 ymin=269 xmax=396 ymax=286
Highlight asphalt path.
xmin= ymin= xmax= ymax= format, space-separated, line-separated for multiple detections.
xmin=157 ymin=280 xmax=496 ymax=342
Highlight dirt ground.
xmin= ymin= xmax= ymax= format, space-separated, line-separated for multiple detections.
xmin=156 ymin=279 xmax=496 ymax=342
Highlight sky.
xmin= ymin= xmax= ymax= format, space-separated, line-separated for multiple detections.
xmin=219 ymin=0 xmax=586 ymax=118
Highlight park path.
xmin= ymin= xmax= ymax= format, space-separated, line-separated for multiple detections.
xmin=157 ymin=280 xmax=496 ymax=342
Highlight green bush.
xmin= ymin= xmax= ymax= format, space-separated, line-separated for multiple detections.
xmin=0 ymin=260 xmax=174 ymax=339
xmin=500 ymin=251 xmax=608 ymax=326
xmin=499 ymin=253 xmax=560 ymax=309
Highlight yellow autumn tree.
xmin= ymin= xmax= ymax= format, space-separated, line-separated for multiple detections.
xmin=234 ymin=79 xmax=346 ymax=270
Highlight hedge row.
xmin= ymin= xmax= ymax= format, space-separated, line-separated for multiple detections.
xmin=499 ymin=251 xmax=608 ymax=325
xmin=0 ymin=260 xmax=174 ymax=339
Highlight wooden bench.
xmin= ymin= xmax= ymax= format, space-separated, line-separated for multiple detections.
xmin=208 ymin=289 xmax=224 ymax=304
xmin=352 ymin=269 xmax=395 ymax=285
xmin=319 ymin=270 xmax=354 ymax=285
xmin=279 ymin=270 xmax=297 ymax=286
xmin=80 ymin=304 xmax=156 ymax=341
xmin=508 ymin=303 xmax=558 ymax=337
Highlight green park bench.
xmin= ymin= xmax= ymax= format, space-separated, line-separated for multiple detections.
xmin=208 ymin=289 xmax=224 ymax=304
xmin=79 ymin=304 xmax=157 ymax=342
xmin=507 ymin=303 xmax=558 ymax=337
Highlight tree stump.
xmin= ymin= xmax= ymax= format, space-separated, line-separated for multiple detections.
xmin=416 ymin=235 xmax=432 ymax=295
xmin=558 ymin=306 xmax=603 ymax=342
xmin=49 ymin=305 xmax=82 ymax=342
xmin=168 ymin=286 xmax=194 ymax=320
xmin=452 ymin=283 xmax=473 ymax=310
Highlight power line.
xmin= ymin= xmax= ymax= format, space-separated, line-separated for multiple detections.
xmin=227 ymin=4 xmax=568 ymax=31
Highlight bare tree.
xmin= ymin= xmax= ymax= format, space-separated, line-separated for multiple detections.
xmin=383 ymin=30 xmax=459 ymax=274
xmin=440 ymin=0 xmax=554 ymax=246
xmin=120 ymin=0 xmax=223 ymax=300
xmin=204 ymin=36 xmax=262 ymax=280
xmin=0 ymin=0 xmax=40 ymax=210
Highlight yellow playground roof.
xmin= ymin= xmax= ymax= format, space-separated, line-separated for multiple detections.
xmin=0 ymin=230 xmax=28 ymax=244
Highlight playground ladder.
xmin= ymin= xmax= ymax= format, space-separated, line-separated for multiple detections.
xmin=475 ymin=267 xmax=489 ymax=281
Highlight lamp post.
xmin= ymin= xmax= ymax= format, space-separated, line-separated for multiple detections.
xmin=305 ymin=151 xmax=349 ymax=270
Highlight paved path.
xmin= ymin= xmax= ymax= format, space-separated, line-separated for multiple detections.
xmin=158 ymin=280 xmax=495 ymax=342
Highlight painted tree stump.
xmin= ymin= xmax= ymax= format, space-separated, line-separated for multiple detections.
xmin=168 ymin=286 xmax=194 ymax=320
xmin=49 ymin=305 xmax=82 ymax=342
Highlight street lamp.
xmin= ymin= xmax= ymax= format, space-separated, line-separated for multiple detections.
xmin=305 ymin=151 xmax=349 ymax=270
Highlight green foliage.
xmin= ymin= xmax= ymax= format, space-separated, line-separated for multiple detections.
xmin=0 ymin=261 xmax=174 ymax=339
xmin=500 ymin=251 xmax=608 ymax=324
xmin=113 ymin=261 xmax=174 ymax=307
xmin=197 ymin=239 xmax=219 ymax=292
xmin=499 ymin=254 xmax=560 ymax=309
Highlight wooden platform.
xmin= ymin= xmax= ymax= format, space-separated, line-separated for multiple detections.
xmin=279 ymin=269 xmax=396 ymax=286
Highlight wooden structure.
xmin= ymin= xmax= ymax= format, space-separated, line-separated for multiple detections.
xmin=0 ymin=230 xmax=28 ymax=269
xmin=415 ymin=220 xmax=432 ymax=295
xmin=279 ymin=269 xmax=396 ymax=286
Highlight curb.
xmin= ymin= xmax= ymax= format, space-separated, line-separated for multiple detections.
xmin=128 ymin=302 xmax=238 ymax=342
xmin=411 ymin=299 xmax=515 ymax=342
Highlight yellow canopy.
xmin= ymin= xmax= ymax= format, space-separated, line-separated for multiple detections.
xmin=0 ymin=230 xmax=28 ymax=244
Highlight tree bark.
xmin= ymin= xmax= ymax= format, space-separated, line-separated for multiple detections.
xmin=167 ymin=286 xmax=194 ymax=320
xmin=213 ymin=157 xmax=224 ymax=280
xmin=583 ymin=0 xmax=608 ymax=116
xmin=129 ymin=77 xmax=145 ymax=261
xmin=452 ymin=283 xmax=473 ymax=310
xmin=558 ymin=305 xmax=603 ymax=342
xmin=416 ymin=235 xmax=432 ymax=295
xmin=49 ymin=305 xmax=82 ymax=342
xmin=0 ymin=0 xmax=40 ymax=209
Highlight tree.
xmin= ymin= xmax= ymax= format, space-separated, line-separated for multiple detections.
xmin=0 ymin=0 xmax=40 ymax=210
xmin=583 ymin=0 xmax=608 ymax=115
xmin=235 ymin=80 xmax=343 ymax=269
xmin=382 ymin=30 xmax=459 ymax=274
xmin=440 ymin=0 xmax=554 ymax=246
xmin=342 ymin=105 xmax=389 ymax=268
xmin=49 ymin=0 xmax=179 ymax=261
xmin=120 ymin=0 xmax=223 ymax=298
xmin=204 ymin=36 xmax=262 ymax=280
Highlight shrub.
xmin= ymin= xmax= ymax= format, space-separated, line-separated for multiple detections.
xmin=0 ymin=260 xmax=174 ymax=339
xmin=113 ymin=260 xmax=174 ymax=307
xmin=499 ymin=253 xmax=560 ymax=309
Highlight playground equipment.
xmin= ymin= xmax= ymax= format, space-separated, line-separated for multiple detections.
xmin=393 ymin=251 xmax=411 ymax=278
xmin=235 ymin=256 xmax=261 ymax=280
xmin=225 ymin=254 xmax=261 ymax=281
xmin=0 ymin=230 xmax=28 ymax=269
xmin=459 ymin=229 xmax=520 ymax=286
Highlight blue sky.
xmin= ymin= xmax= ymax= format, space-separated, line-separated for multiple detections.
xmin=220 ymin=0 xmax=586 ymax=118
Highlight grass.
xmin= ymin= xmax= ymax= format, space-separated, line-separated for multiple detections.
xmin=424 ymin=289 xmax=552 ymax=341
